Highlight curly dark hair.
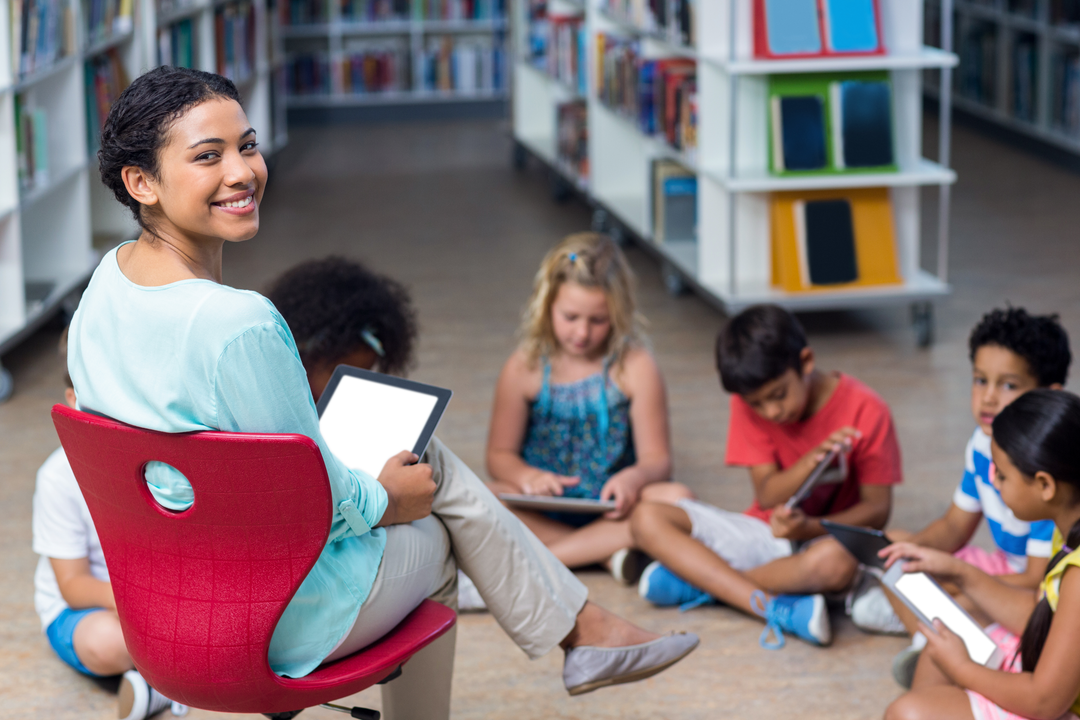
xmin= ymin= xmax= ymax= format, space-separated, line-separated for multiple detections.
xmin=266 ymin=257 xmax=418 ymax=377
xmin=716 ymin=304 xmax=808 ymax=395
xmin=98 ymin=66 xmax=240 ymax=231
xmin=969 ymin=307 xmax=1071 ymax=387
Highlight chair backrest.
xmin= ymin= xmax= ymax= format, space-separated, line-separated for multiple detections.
xmin=51 ymin=404 xmax=332 ymax=707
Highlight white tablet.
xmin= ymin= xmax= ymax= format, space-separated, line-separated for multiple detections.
xmin=316 ymin=365 xmax=452 ymax=479
xmin=499 ymin=494 xmax=616 ymax=514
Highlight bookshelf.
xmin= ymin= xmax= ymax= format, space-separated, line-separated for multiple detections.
xmin=511 ymin=0 xmax=959 ymax=346
xmin=279 ymin=0 xmax=509 ymax=110
xmin=0 ymin=0 xmax=289 ymax=401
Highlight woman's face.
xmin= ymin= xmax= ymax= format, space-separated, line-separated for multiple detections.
xmin=149 ymin=98 xmax=267 ymax=244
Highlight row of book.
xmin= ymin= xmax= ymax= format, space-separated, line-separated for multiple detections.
xmin=754 ymin=0 xmax=883 ymax=59
xmin=601 ymin=0 xmax=694 ymax=47
xmin=1053 ymin=50 xmax=1080 ymax=135
xmin=281 ymin=0 xmax=504 ymax=24
xmin=958 ymin=20 xmax=997 ymax=106
xmin=286 ymin=37 xmax=505 ymax=94
xmin=11 ymin=0 xmax=77 ymax=78
xmin=14 ymin=95 xmax=49 ymax=192
xmin=557 ymin=100 xmax=588 ymax=180
xmin=595 ymin=35 xmax=698 ymax=152
xmin=158 ymin=18 xmax=196 ymax=68
xmin=215 ymin=1 xmax=257 ymax=83
xmin=528 ymin=10 xmax=587 ymax=97
xmin=85 ymin=0 xmax=134 ymax=46
xmin=85 ymin=50 xmax=128 ymax=155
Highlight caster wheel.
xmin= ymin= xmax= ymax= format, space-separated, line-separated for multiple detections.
xmin=662 ymin=263 xmax=688 ymax=296
xmin=549 ymin=172 xmax=572 ymax=203
xmin=262 ymin=712 xmax=303 ymax=719
xmin=912 ymin=302 xmax=933 ymax=347
xmin=0 ymin=366 xmax=12 ymax=403
xmin=591 ymin=208 xmax=609 ymax=232
xmin=511 ymin=141 xmax=528 ymax=171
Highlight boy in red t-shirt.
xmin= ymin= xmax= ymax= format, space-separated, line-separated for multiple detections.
xmin=631 ymin=304 xmax=901 ymax=648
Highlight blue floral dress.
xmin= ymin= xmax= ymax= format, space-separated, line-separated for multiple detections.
xmin=520 ymin=360 xmax=636 ymax=526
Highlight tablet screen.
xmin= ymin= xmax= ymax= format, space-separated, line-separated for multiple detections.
xmin=319 ymin=373 xmax=441 ymax=478
xmin=892 ymin=571 xmax=1000 ymax=666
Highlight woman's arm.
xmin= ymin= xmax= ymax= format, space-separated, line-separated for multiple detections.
xmin=928 ymin=567 xmax=1080 ymax=720
xmin=600 ymin=349 xmax=671 ymax=518
xmin=485 ymin=351 xmax=578 ymax=495
xmin=50 ymin=557 xmax=115 ymax=611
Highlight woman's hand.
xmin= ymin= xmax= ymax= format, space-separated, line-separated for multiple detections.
xmin=376 ymin=451 xmax=436 ymax=527
xmin=600 ymin=471 xmax=642 ymax=520
xmin=518 ymin=469 xmax=580 ymax=497
xmin=921 ymin=619 xmax=977 ymax=682
xmin=880 ymin=542 xmax=965 ymax=580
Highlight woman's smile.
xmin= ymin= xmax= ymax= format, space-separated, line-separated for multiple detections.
xmin=212 ymin=189 xmax=256 ymax=215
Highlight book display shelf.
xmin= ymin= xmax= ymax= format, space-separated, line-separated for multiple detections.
xmin=927 ymin=0 xmax=1080 ymax=151
xmin=512 ymin=0 xmax=959 ymax=346
xmin=0 ymin=0 xmax=288 ymax=401
xmin=280 ymin=0 xmax=509 ymax=109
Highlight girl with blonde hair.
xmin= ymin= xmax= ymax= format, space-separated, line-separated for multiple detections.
xmin=485 ymin=232 xmax=692 ymax=582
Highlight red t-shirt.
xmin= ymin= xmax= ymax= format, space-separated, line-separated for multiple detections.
xmin=726 ymin=373 xmax=902 ymax=522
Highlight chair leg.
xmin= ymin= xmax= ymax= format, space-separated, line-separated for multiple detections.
xmin=262 ymin=712 xmax=304 ymax=719
xmin=320 ymin=703 xmax=379 ymax=720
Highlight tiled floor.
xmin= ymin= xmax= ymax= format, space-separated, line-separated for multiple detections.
xmin=2 ymin=116 xmax=1080 ymax=719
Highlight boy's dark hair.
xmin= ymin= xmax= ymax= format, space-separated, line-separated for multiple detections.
xmin=98 ymin=66 xmax=240 ymax=231
xmin=969 ymin=307 xmax=1071 ymax=387
xmin=266 ymin=257 xmax=418 ymax=377
xmin=715 ymin=304 xmax=808 ymax=395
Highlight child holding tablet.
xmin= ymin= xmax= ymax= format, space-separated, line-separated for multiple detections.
xmin=486 ymin=233 xmax=692 ymax=578
xmin=884 ymin=389 xmax=1080 ymax=720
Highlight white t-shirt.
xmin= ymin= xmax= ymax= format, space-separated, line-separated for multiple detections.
xmin=31 ymin=447 xmax=109 ymax=630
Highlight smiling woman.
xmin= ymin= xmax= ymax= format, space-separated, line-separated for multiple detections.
xmin=63 ymin=66 xmax=697 ymax=718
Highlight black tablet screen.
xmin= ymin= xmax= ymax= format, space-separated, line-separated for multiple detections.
xmin=319 ymin=377 xmax=434 ymax=472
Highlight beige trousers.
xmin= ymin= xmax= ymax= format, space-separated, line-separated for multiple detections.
xmin=324 ymin=437 xmax=590 ymax=719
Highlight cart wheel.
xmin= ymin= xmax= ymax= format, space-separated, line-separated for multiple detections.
xmin=0 ymin=365 xmax=13 ymax=403
xmin=262 ymin=711 xmax=303 ymax=719
xmin=662 ymin=263 xmax=688 ymax=296
xmin=511 ymin=141 xmax=528 ymax=171
xmin=912 ymin=303 xmax=934 ymax=348
xmin=591 ymin=208 xmax=609 ymax=232
xmin=549 ymin=172 xmax=572 ymax=203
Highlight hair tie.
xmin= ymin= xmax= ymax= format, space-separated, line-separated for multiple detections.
xmin=568 ymin=253 xmax=577 ymax=263
xmin=360 ymin=326 xmax=385 ymax=357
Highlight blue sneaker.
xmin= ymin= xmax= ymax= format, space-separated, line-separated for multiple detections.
xmin=638 ymin=562 xmax=714 ymax=611
xmin=751 ymin=591 xmax=831 ymax=649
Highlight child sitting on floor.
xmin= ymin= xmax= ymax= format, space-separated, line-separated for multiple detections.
xmin=485 ymin=232 xmax=692 ymax=581
xmin=32 ymin=330 xmax=186 ymax=720
xmin=876 ymin=307 xmax=1069 ymax=688
xmin=631 ymin=304 xmax=902 ymax=649
xmin=884 ymin=389 xmax=1080 ymax=720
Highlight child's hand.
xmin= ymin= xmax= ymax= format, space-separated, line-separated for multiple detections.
xmin=376 ymin=451 xmax=436 ymax=526
xmin=879 ymin=542 xmax=963 ymax=579
xmin=519 ymin=470 xmax=580 ymax=497
xmin=806 ymin=426 xmax=862 ymax=466
xmin=770 ymin=505 xmax=808 ymax=540
xmin=599 ymin=473 xmax=640 ymax=519
xmin=920 ymin=619 xmax=975 ymax=681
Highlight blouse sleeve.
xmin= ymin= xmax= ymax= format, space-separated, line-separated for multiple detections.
xmin=213 ymin=320 xmax=389 ymax=540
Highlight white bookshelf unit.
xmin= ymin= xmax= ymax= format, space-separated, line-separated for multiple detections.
xmin=512 ymin=0 xmax=959 ymax=346
xmin=0 ymin=0 xmax=289 ymax=401
xmin=280 ymin=0 xmax=509 ymax=110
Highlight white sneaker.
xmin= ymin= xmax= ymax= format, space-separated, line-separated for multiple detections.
xmin=849 ymin=583 xmax=906 ymax=636
xmin=456 ymin=570 xmax=487 ymax=612
xmin=118 ymin=670 xmax=188 ymax=720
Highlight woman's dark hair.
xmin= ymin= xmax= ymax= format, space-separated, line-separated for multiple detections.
xmin=969 ymin=307 xmax=1071 ymax=387
xmin=715 ymin=304 xmax=808 ymax=395
xmin=98 ymin=66 xmax=240 ymax=230
xmin=266 ymin=257 xmax=418 ymax=377
xmin=993 ymin=389 xmax=1080 ymax=672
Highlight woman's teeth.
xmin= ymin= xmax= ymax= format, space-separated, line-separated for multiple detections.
xmin=217 ymin=196 xmax=253 ymax=208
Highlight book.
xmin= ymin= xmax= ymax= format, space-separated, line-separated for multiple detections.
xmin=85 ymin=49 xmax=129 ymax=155
xmin=771 ymin=95 xmax=827 ymax=172
xmin=796 ymin=199 xmax=858 ymax=286
xmin=833 ymin=79 xmax=893 ymax=168
xmin=822 ymin=0 xmax=881 ymax=54
xmin=215 ymin=2 xmax=256 ymax=83
xmin=759 ymin=0 xmax=822 ymax=57
xmin=14 ymin=0 xmax=75 ymax=78
xmin=652 ymin=159 xmax=696 ymax=244
xmin=556 ymin=100 xmax=588 ymax=180
xmin=754 ymin=0 xmax=883 ymax=59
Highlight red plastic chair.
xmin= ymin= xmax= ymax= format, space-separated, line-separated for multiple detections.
xmin=52 ymin=404 xmax=456 ymax=719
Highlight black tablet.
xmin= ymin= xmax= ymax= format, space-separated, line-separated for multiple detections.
xmin=498 ymin=494 xmax=617 ymax=514
xmin=316 ymin=365 xmax=452 ymax=478
xmin=821 ymin=519 xmax=890 ymax=569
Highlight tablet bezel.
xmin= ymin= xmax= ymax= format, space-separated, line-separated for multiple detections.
xmin=821 ymin=519 xmax=890 ymax=569
xmin=316 ymin=365 xmax=453 ymax=463
xmin=498 ymin=494 xmax=617 ymax=514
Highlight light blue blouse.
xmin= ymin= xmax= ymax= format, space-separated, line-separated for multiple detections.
xmin=67 ymin=244 xmax=388 ymax=678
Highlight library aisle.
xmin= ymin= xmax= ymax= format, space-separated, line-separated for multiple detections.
xmin=2 ymin=114 xmax=1080 ymax=718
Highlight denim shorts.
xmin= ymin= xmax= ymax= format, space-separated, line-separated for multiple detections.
xmin=46 ymin=607 xmax=106 ymax=677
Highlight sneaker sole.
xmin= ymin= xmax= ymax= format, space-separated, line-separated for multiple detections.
xmin=118 ymin=679 xmax=135 ymax=720
xmin=566 ymin=638 xmax=699 ymax=696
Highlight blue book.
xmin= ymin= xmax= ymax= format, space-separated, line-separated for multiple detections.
xmin=800 ymin=199 xmax=858 ymax=286
xmin=764 ymin=0 xmax=821 ymax=56
xmin=835 ymin=80 xmax=893 ymax=168
xmin=823 ymin=0 xmax=879 ymax=53
xmin=772 ymin=95 xmax=827 ymax=171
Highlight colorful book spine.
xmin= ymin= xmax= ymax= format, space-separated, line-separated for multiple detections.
xmin=419 ymin=0 xmax=505 ymax=21
xmin=416 ymin=35 xmax=505 ymax=93
xmin=341 ymin=0 xmax=411 ymax=22
xmin=85 ymin=49 xmax=129 ymax=155
xmin=341 ymin=39 xmax=409 ymax=93
xmin=15 ymin=98 xmax=49 ymax=191
xmin=282 ymin=0 xmax=328 ymax=25
xmin=215 ymin=1 xmax=256 ymax=83
xmin=13 ymin=0 xmax=74 ymax=78
xmin=158 ymin=18 xmax=195 ymax=68
xmin=285 ymin=52 xmax=332 ymax=94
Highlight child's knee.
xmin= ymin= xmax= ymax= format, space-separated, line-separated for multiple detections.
xmin=75 ymin=612 xmax=131 ymax=675
xmin=804 ymin=539 xmax=859 ymax=591
xmin=884 ymin=693 xmax=929 ymax=720
xmin=640 ymin=482 xmax=695 ymax=505
xmin=630 ymin=502 xmax=674 ymax=544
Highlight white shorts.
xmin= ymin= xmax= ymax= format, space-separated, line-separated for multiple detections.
xmin=677 ymin=499 xmax=793 ymax=572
